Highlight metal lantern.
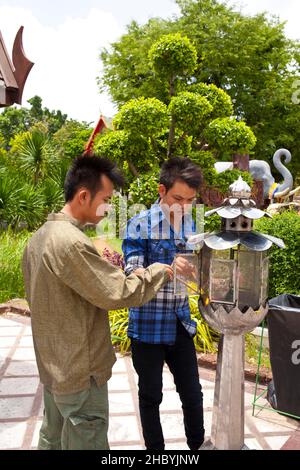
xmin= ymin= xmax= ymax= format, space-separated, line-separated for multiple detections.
xmin=174 ymin=176 xmax=285 ymax=450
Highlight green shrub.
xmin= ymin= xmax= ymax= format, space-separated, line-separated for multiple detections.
xmin=189 ymin=296 xmax=218 ymax=352
xmin=113 ymin=97 xmax=169 ymax=137
xmin=205 ymin=117 xmax=257 ymax=155
xmin=212 ymin=169 xmax=253 ymax=194
xmin=204 ymin=211 xmax=221 ymax=233
xmin=169 ymin=92 xmax=213 ymax=133
xmin=190 ymin=151 xmax=253 ymax=194
xmin=149 ymin=33 xmax=197 ymax=80
xmin=190 ymin=83 xmax=233 ymax=120
xmin=109 ymin=308 xmax=131 ymax=354
xmin=0 ymin=229 xmax=31 ymax=303
xmin=255 ymin=211 xmax=300 ymax=298
xmin=0 ymin=173 xmax=46 ymax=230
xmin=128 ymin=171 xmax=160 ymax=208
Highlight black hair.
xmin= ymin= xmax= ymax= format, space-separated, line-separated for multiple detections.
xmin=64 ymin=154 xmax=124 ymax=202
xmin=159 ymin=157 xmax=203 ymax=192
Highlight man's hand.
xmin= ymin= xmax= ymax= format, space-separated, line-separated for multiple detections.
xmin=161 ymin=264 xmax=174 ymax=281
xmin=172 ymin=256 xmax=196 ymax=279
xmin=133 ymin=268 xmax=146 ymax=276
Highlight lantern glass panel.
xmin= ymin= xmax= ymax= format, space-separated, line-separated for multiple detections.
xmin=174 ymin=253 xmax=200 ymax=297
xmin=200 ymin=247 xmax=211 ymax=304
xmin=260 ymin=255 xmax=269 ymax=305
xmin=238 ymin=249 xmax=264 ymax=309
xmin=210 ymin=255 xmax=236 ymax=304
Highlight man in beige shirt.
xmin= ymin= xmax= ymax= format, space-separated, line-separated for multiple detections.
xmin=22 ymin=155 xmax=173 ymax=450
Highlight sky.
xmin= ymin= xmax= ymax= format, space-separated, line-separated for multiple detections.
xmin=0 ymin=1 xmax=299 ymax=124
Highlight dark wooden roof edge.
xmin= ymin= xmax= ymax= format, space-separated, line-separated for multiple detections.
xmin=0 ymin=26 xmax=34 ymax=106
xmin=0 ymin=30 xmax=18 ymax=89
xmin=12 ymin=26 xmax=34 ymax=104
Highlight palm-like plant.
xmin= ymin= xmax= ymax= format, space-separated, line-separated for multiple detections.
xmin=0 ymin=173 xmax=20 ymax=227
xmin=41 ymin=177 xmax=64 ymax=214
xmin=0 ymin=169 xmax=45 ymax=230
xmin=14 ymin=183 xmax=45 ymax=230
xmin=18 ymin=129 xmax=55 ymax=185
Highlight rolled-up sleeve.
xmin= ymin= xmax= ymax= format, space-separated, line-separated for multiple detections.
xmin=122 ymin=236 xmax=147 ymax=276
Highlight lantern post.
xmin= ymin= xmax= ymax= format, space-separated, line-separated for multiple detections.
xmin=175 ymin=176 xmax=285 ymax=449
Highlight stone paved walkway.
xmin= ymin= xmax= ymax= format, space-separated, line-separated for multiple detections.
xmin=0 ymin=314 xmax=299 ymax=450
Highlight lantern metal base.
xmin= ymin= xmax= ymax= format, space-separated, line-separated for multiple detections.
xmin=199 ymin=300 xmax=268 ymax=335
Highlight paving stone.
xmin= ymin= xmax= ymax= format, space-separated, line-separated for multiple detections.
xmin=0 ymin=422 xmax=27 ymax=449
xmin=160 ymin=390 xmax=182 ymax=411
xmin=0 ymin=337 xmax=17 ymax=348
xmin=23 ymin=327 xmax=33 ymax=336
xmin=0 ymin=327 xmax=21 ymax=337
xmin=19 ymin=337 xmax=34 ymax=347
xmin=109 ymin=392 xmax=135 ymax=413
xmin=1 ymin=317 xmax=300 ymax=450
xmin=12 ymin=348 xmax=36 ymax=361
xmin=265 ymin=435 xmax=291 ymax=449
xmin=203 ymin=411 xmax=212 ymax=436
xmin=112 ymin=358 xmax=127 ymax=373
xmin=0 ymin=377 xmax=40 ymax=395
xmin=244 ymin=437 xmax=264 ymax=450
xmin=5 ymin=361 xmax=39 ymax=377
xmin=162 ymin=371 xmax=176 ymax=389
xmin=0 ymin=396 xmax=34 ymax=419
xmin=203 ymin=388 xmax=214 ymax=408
xmin=165 ymin=441 xmax=189 ymax=450
xmin=31 ymin=420 xmax=42 ymax=448
xmin=110 ymin=444 xmax=144 ymax=450
xmin=108 ymin=415 xmax=140 ymax=443
xmin=108 ymin=372 xmax=130 ymax=391
xmin=161 ymin=413 xmax=185 ymax=440
xmin=0 ymin=319 xmax=22 ymax=327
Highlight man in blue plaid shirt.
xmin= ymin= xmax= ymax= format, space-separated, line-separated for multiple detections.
xmin=122 ymin=157 xmax=205 ymax=450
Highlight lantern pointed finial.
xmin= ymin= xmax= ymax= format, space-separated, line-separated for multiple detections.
xmin=229 ymin=176 xmax=251 ymax=199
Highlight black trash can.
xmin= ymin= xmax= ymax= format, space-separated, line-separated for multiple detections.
xmin=267 ymin=294 xmax=300 ymax=417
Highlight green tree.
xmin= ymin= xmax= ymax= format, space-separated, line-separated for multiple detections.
xmin=0 ymin=107 xmax=30 ymax=146
xmin=0 ymin=95 xmax=68 ymax=146
xmin=96 ymin=33 xmax=255 ymax=203
xmin=204 ymin=118 xmax=257 ymax=157
xmin=149 ymin=33 xmax=197 ymax=97
xmin=99 ymin=0 xmax=300 ymax=177
xmin=52 ymin=120 xmax=92 ymax=160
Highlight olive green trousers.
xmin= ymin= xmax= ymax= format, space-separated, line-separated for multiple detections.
xmin=38 ymin=378 xmax=109 ymax=450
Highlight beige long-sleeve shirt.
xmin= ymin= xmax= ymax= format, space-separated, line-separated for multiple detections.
xmin=22 ymin=212 xmax=169 ymax=395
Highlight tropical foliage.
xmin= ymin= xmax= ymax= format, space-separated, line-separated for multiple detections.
xmin=0 ymin=1 xmax=299 ymax=362
xmin=99 ymin=0 xmax=300 ymax=177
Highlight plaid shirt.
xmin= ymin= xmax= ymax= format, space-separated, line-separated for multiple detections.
xmin=122 ymin=201 xmax=197 ymax=345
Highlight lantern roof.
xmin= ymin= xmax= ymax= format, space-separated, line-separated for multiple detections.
xmin=203 ymin=230 xmax=285 ymax=251
xmin=187 ymin=176 xmax=285 ymax=251
xmin=187 ymin=230 xmax=285 ymax=251
xmin=205 ymin=176 xmax=270 ymax=221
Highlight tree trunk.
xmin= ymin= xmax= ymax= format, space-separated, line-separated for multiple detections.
xmin=127 ymin=159 xmax=139 ymax=177
xmin=167 ymin=116 xmax=176 ymax=158
xmin=167 ymin=75 xmax=177 ymax=158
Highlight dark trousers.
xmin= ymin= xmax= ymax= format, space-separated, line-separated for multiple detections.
xmin=131 ymin=320 xmax=204 ymax=450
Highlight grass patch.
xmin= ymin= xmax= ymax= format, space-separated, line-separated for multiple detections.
xmin=0 ymin=229 xmax=31 ymax=303
xmin=106 ymin=238 xmax=123 ymax=254
xmin=245 ymin=333 xmax=270 ymax=369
